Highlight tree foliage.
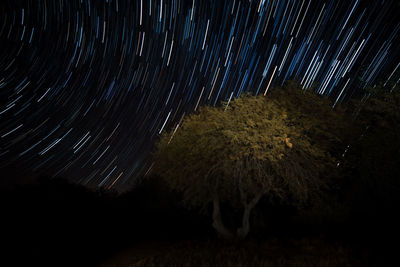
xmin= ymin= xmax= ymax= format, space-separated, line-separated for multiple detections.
xmin=345 ymin=84 xmax=400 ymax=213
xmin=153 ymin=81 xmax=358 ymax=238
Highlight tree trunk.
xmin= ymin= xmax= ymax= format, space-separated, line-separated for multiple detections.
xmin=212 ymin=196 xmax=233 ymax=239
xmin=236 ymin=191 xmax=263 ymax=239
xmin=237 ymin=206 xmax=251 ymax=239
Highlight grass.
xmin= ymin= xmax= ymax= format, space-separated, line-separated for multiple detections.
xmin=101 ymin=236 xmax=368 ymax=267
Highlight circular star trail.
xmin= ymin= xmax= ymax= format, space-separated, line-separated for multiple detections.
xmin=1 ymin=0 xmax=399 ymax=191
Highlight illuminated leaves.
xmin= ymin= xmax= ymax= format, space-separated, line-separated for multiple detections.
xmin=154 ymin=83 xmax=357 ymax=208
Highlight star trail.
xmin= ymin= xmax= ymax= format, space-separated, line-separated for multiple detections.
xmin=1 ymin=0 xmax=399 ymax=191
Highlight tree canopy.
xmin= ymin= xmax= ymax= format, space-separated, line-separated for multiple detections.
xmin=344 ymin=84 xmax=400 ymax=216
xmin=153 ymin=81 xmax=359 ymax=239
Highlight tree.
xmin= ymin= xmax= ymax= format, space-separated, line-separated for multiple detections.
xmin=344 ymin=84 xmax=400 ymax=223
xmin=153 ymin=81 xmax=358 ymax=239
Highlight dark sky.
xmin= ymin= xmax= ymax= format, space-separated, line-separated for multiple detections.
xmin=1 ymin=0 xmax=399 ymax=191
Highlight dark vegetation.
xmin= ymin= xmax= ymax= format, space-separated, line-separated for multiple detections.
xmin=2 ymin=82 xmax=400 ymax=266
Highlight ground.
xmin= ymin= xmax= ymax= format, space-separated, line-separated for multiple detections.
xmin=100 ymin=236 xmax=373 ymax=267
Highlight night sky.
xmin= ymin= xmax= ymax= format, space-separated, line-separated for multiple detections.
xmin=1 ymin=0 xmax=399 ymax=191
